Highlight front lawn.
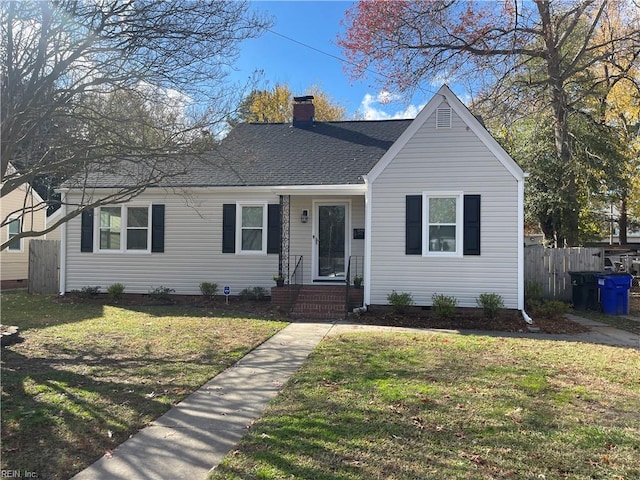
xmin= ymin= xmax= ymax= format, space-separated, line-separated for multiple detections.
xmin=210 ymin=332 xmax=640 ymax=480
xmin=1 ymin=291 xmax=286 ymax=480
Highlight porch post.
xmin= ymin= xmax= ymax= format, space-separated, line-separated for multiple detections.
xmin=279 ymin=195 xmax=291 ymax=281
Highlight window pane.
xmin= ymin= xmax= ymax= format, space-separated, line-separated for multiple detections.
xmin=127 ymin=207 xmax=148 ymax=228
xmin=242 ymin=229 xmax=262 ymax=251
xmin=429 ymin=198 xmax=456 ymax=223
xmin=8 ymin=219 xmax=20 ymax=235
xmin=429 ymin=226 xmax=456 ymax=252
xmin=242 ymin=206 xmax=263 ymax=228
xmin=100 ymin=231 xmax=121 ymax=250
xmin=100 ymin=207 xmax=121 ymax=229
xmin=7 ymin=219 xmax=20 ymax=250
xmin=127 ymin=229 xmax=148 ymax=250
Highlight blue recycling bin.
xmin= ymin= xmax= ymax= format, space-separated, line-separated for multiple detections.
xmin=596 ymin=273 xmax=633 ymax=315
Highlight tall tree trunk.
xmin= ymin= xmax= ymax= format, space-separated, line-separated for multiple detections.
xmin=538 ymin=0 xmax=579 ymax=246
xmin=619 ymin=196 xmax=628 ymax=245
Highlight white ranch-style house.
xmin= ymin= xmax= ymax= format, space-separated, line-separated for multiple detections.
xmin=58 ymin=86 xmax=527 ymax=319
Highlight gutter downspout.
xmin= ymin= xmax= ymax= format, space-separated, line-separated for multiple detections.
xmin=362 ymin=176 xmax=372 ymax=309
xmin=58 ymin=192 xmax=67 ymax=296
xmin=519 ymin=174 xmax=533 ymax=325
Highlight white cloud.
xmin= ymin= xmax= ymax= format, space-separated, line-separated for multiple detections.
xmin=358 ymin=91 xmax=424 ymax=120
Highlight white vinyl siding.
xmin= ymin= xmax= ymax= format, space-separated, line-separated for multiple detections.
xmin=64 ymin=191 xmax=280 ymax=294
xmin=369 ymin=101 xmax=520 ymax=308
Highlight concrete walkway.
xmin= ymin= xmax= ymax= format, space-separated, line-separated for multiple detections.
xmin=71 ymin=315 xmax=639 ymax=480
xmin=71 ymin=322 xmax=334 ymax=480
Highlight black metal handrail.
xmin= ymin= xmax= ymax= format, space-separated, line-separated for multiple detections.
xmin=345 ymin=255 xmax=365 ymax=316
xmin=290 ymin=255 xmax=303 ymax=285
xmin=345 ymin=256 xmax=352 ymax=316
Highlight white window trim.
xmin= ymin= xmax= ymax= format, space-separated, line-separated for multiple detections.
xmin=94 ymin=205 xmax=152 ymax=254
xmin=422 ymin=191 xmax=463 ymax=257
xmin=6 ymin=217 xmax=23 ymax=253
xmin=236 ymin=201 xmax=268 ymax=255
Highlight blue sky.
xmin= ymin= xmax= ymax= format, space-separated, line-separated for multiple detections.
xmin=230 ymin=1 xmax=444 ymax=120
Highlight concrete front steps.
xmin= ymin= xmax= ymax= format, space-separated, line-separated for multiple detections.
xmin=271 ymin=285 xmax=364 ymax=319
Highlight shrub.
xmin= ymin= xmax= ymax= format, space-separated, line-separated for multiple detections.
xmin=148 ymin=286 xmax=175 ymax=303
xmin=536 ymin=300 xmax=571 ymax=318
xmin=239 ymin=286 xmax=269 ymax=301
xmin=199 ymin=282 xmax=218 ymax=299
xmin=107 ymin=283 xmax=125 ymax=300
xmin=476 ymin=292 xmax=504 ymax=319
xmin=387 ymin=290 xmax=414 ymax=314
xmin=432 ymin=293 xmax=458 ymax=319
xmin=70 ymin=286 xmax=101 ymax=298
xmin=525 ymin=281 xmax=544 ymax=306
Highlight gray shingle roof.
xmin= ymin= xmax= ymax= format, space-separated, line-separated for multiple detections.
xmin=70 ymin=119 xmax=413 ymax=188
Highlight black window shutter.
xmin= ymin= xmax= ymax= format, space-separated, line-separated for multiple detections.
xmin=405 ymin=195 xmax=422 ymax=255
xmin=151 ymin=204 xmax=165 ymax=253
xmin=267 ymin=204 xmax=280 ymax=254
xmin=80 ymin=209 xmax=94 ymax=252
xmin=463 ymin=195 xmax=481 ymax=255
xmin=222 ymin=204 xmax=236 ymax=253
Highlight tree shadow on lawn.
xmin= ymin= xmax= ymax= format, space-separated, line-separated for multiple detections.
xmin=1 ymin=291 xmax=106 ymax=332
xmin=0 ymin=345 xmax=229 ymax=480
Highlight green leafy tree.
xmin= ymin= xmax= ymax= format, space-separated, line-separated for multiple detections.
xmin=339 ymin=0 xmax=640 ymax=246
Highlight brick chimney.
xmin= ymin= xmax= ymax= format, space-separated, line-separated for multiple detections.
xmin=293 ymin=95 xmax=314 ymax=127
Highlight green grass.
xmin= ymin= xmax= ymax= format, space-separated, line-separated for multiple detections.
xmin=1 ymin=291 xmax=286 ymax=480
xmin=210 ymin=333 xmax=640 ymax=480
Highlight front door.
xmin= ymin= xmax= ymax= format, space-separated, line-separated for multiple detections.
xmin=314 ymin=203 xmax=348 ymax=280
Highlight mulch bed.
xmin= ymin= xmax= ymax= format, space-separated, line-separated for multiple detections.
xmin=52 ymin=293 xmax=595 ymax=334
xmin=355 ymin=306 xmax=590 ymax=335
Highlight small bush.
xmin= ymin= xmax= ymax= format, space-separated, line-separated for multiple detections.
xmin=536 ymin=300 xmax=571 ymax=318
xmin=387 ymin=290 xmax=414 ymax=314
xmin=432 ymin=293 xmax=458 ymax=319
xmin=148 ymin=286 xmax=175 ymax=303
xmin=239 ymin=286 xmax=269 ymax=301
xmin=70 ymin=286 xmax=101 ymax=298
xmin=199 ymin=282 xmax=218 ymax=299
xmin=106 ymin=283 xmax=125 ymax=300
xmin=525 ymin=281 xmax=544 ymax=305
xmin=476 ymin=292 xmax=504 ymax=319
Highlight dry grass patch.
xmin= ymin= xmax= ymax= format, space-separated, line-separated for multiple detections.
xmin=210 ymin=333 xmax=640 ymax=480
xmin=1 ymin=291 xmax=286 ymax=480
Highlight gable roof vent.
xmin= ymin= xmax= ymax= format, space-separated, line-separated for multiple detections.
xmin=436 ymin=106 xmax=452 ymax=128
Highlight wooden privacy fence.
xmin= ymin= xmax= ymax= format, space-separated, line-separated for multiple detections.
xmin=524 ymin=245 xmax=604 ymax=301
xmin=29 ymin=240 xmax=60 ymax=294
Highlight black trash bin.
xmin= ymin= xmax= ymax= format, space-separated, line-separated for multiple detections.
xmin=568 ymin=271 xmax=600 ymax=310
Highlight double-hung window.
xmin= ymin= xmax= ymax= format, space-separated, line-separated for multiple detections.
xmin=425 ymin=193 xmax=463 ymax=256
xmin=97 ymin=205 xmax=150 ymax=252
xmin=7 ymin=218 xmax=22 ymax=251
xmin=238 ymin=203 xmax=267 ymax=254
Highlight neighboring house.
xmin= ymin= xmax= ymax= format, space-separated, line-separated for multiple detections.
xmin=1 ymin=178 xmax=46 ymax=289
xmin=58 ymin=86 xmax=526 ymax=313
xmin=45 ymin=208 xmax=62 ymax=242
